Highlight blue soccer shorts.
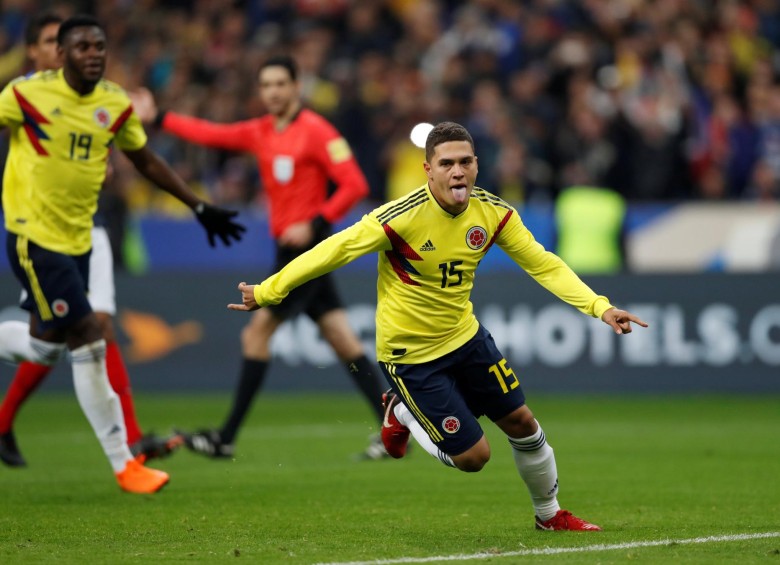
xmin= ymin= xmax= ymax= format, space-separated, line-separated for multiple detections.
xmin=379 ymin=324 xmax=527 ymax=457
xmin=6 ymin=233 xmax=93 ymax=332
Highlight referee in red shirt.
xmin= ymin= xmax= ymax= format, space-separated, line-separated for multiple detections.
xmin=139 ymin=55 xmax=388 ymax=459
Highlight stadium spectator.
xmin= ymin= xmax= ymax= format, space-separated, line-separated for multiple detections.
xmin=0 ymin=12 xmax=182 ymax=470
xmin=0 ymin=15 xmax=244 ymax=492
xmin=134 ymin=55 xmax=390 ymax=460
xmin=3 ymin=1 xmax=779 ymax=207
xmin=227 ymin=121 xmax=648 ymax=530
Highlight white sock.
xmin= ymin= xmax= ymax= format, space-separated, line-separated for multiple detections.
xmin=508 ymin=421 xmax=560 ymax=521
xmin=394 ymin=401 xmax=455 ymax=468
xmin=0 ymin=320 xmax=64 ymax=365
xmin=71 ymin=340 xmax=132 ymax=473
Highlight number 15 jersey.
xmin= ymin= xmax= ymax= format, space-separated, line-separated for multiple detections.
xmin=0 ymin=69 xmax=146 ymax=255
xmin=254 ymin=184 xmax=614 ymax=364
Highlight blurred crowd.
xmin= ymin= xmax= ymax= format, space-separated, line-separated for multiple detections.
xmin=2 ymin=0 xmax=780 ymax=214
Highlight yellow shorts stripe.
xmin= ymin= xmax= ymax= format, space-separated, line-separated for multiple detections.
xmin=386 ymin=363 xmax=443 ymax=442
xmin=16 ymin=235 xmax=53 ymax=321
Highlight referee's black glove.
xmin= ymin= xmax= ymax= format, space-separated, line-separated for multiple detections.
xmin=194 ymin=202 xmax=247 ymax=247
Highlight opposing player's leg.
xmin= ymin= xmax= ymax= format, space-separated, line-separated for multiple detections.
xmin=0 ymin=324 xmax=54 ymax=467
xmin=99 ymin=313 xmax=181 ymax=461
xmin=0 ymin=316 xmax=64 ymax=467
xmin=0 ymin=360 xmax=52 ymax=467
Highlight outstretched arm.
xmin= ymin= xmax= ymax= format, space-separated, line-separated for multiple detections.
xmin=123 ymin=145 xmax=246 ymax=247
xmin=130 ymin=87 xmax=257 ymax=152
xmin=229 ymin=215 xmax=388 ymax=312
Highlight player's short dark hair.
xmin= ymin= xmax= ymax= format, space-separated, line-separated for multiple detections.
xmin=25 ymin=13 xmax=63 ymax=46
xmin=425 ymin=122 xmax=475 ymax=161
xmin=260 ymin=55 xmax=298 ymax=82
xmin=57 ymin=14 xmax=103 ymax=45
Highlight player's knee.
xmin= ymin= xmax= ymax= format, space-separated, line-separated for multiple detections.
xmin=453 ymin=442 xmax=491 ymax=472
xmin=316 ymin=311 xmax=357 ymax=351
xmin=66 ymin=314 xmax=103 ymax=349
xmin=94 ymin=312 xmax=115 ymax=342
xmin=241 ymin=322 xmax=270 ymax=344
xmin=497 ymin=405 xmax=538 ymax=438
xmin=240 ymin=321 xmax=274 ymax=357
xmin=329 ymin=334 xmax=364 ymax=361
xmin=29 ymin=336 xmax=66 ymax=366
xmin=455 ymin=452 xmax=489 ymax=472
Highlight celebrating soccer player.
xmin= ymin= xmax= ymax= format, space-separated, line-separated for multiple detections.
xmin=228 ymin=121 xmax=648 ymax=530
xmin=0 ymin=15 xmax=245 ymax=493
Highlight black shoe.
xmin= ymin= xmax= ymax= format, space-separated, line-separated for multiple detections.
xmin=0 ymin=430 xmax=27 ymax=467
xmin=178 ymin=428 xmax=235 ymax=459
xmin=130 ymin=433 xmax=184 ymax=461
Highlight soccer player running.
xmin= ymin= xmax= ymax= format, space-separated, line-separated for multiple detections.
xmin=227 ymin=122 xmax=648 ymax=530
xmin=0 ymin=15 xmax=245 ymax=493
xmin=135 ymin=55 xmax=388 ymax=459
xmin=0 ymin=13 xmax=181 ymax=469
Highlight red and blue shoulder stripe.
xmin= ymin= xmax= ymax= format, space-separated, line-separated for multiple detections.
xmin=12 ymin=86 xmax=50 ymax=156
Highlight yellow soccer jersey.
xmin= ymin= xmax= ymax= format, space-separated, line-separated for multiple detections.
xmin=255 ymin=184 xmax=614 ymax=364
xmin=0 ymin=69 xmax=147 ymax=255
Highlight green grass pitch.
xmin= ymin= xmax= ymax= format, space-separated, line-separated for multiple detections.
xmin=1 ymin=392 xmax=778 ymax=564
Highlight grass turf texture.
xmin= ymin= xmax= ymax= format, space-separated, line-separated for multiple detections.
xmin=0 ymin=393 xmax=778 ymax=564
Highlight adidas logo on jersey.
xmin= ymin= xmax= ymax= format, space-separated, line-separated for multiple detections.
xmin=419 ymin=239 xmax=436 ymax=251
xmin=50 ymin=107 xmax=62 ymax=116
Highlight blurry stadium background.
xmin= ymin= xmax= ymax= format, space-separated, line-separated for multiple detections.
xmin=2 ymin=0 xmax=780 ymax=394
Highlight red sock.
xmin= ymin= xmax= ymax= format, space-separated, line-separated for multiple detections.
xmin=105 ymin=341 xmax=143 ymax=445
xmin=0 ymin=362 xmax=52 ymax=434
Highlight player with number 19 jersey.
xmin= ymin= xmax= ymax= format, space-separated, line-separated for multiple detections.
xmin=253 ymin=184 xmax=614 ymax=364
xmin=0 ymin=68 xmax=146 ymax=255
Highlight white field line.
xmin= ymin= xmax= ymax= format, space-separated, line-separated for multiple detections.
xmin=314 ymin=532 xmax=780 ymax=565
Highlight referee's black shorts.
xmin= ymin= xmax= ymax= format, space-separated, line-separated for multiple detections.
xmin=267 ymin=237 xmax=343 ymax=322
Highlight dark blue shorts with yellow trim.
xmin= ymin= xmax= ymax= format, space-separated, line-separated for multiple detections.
xmin=6 ymin=233 xmax=93 ymax=332
xmin=379 ymin=324 xmax=526 ymax=457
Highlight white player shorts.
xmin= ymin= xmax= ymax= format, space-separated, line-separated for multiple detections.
xmin=19 ymin=226 xmax=116 ymax=315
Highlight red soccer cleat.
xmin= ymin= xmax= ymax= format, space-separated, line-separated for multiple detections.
xmin=381 ymin=390 xmax=410 ymax=459
xmin=535 ymin=510 xmax=602 ymax=531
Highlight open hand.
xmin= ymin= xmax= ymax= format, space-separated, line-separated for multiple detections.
xmin=128 ymin=87 xmax=157 ymax=124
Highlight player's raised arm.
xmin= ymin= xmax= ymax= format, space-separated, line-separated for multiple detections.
xmin=122 ymin=145 xmax=246 ymax=247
